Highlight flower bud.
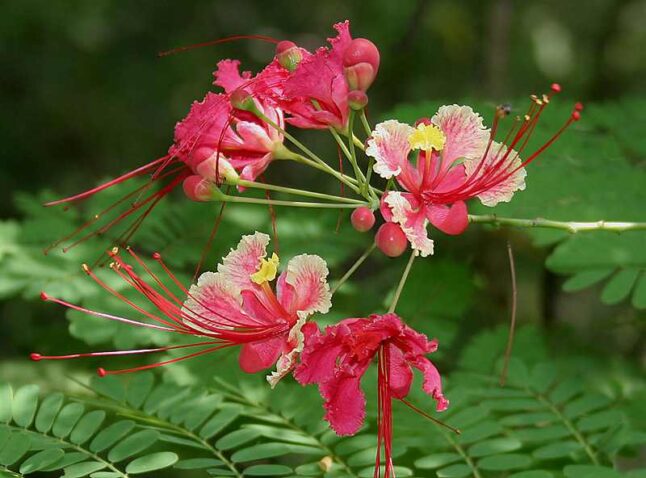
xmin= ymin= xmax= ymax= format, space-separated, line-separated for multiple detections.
xmin=375 ymin=223 xmax=408 ymax=257
xmin=276 ymin=40 xmax=303 ymax=71
xmin=196 ymin=155 xmax=239 ymax=183
xmin=343 ymin=38 xmax=380 ymax=92
xmin=351 ymin=206 xmax=375 ymax=232
xmin=347 ymin=90 xmax=368 ymax=110
xmin=230 ymin=88 xmax=256 ymax=112
xmin=182 ymin=175 xmax=213 ymax=202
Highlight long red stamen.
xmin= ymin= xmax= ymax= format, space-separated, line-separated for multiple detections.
xmin=158 ymin=34 xmax=280 ymax=57
xmin=193 ymin=197 xmax=227 ymax=280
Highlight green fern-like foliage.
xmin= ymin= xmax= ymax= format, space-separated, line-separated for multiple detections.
xmin=387 ymin=97 xmax=646 ymax=309
xmin=0 ymin=383 xmax=178 ymax=478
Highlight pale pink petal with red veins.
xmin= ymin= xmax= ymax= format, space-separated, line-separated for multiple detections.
xmin=195 ymin=155 xmax=237 ymax=181
xmin=278 ymin=254 xmax=332 ymax=319
xmin=321 ymin=371 xmax=367 ymax=436
xmin=217 ymin=232 xmax=269 ymax=290
xmin=384 ymin=192 xmax=434 ymax=257
xmin=366 ymin=120 xmax=414 ymax=179
xmin=465 ymin=142 xmax=527 ymax=206
xmin=239 ymin=153 xmax=274 ymax=183
xmin=426 ymin=201 xmax=469 ymax=235
xmin=431 ymin=105 xmax=489 ymax=165
xmin=387 ymin=344 xmax=413 ymax=399
xmin=238 ymin=336 xmax=286 ymax=373
xmin=379 ymin=193 xmax=395 ymax=222
xmin=409 ymin=355 xmax=449 ymax=411
xmin=182 ymin=271 xmax=249 ymax=332
xmin=213 ymin=59 xmax=252 ymax=93
xmin=267 ymin=316 xmax=312 ymax=388
xmin=234 ymin=121 xmax=275 ymax=152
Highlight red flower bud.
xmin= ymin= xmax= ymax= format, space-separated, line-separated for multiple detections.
xmin=276 ymin=40 xmax=303 ymax=72
xmin=347 ymin=90 xmax=368 ymax=110
xmin=343 ymin=38 xmax=380 ymax=92
xmin=375 ymin=223 xmax=408 ymax=257
xmin=351 ymin=207 xmax=376 ymax=232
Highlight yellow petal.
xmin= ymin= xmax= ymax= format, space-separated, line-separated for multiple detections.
xmin=251 ymin=253 xmax=280 ymax=284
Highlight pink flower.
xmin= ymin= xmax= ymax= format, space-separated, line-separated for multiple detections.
xmin=34 ymin=232 xmax=331 ymax=384
xmin=295 ymin=313 xmax=447 ymax=476
xmin=267 ymin=21 xmax=380 ymax=130
xmin=367 ymin=90 xmax=581 ymax=256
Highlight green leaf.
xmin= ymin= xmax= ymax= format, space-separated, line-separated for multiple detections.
xmin=174 ymin=458 xmax=224 ymax=469
xmin=107 ymin=430 xmax=158 ymax=463
xmin=41 ymin=451 xmax=87 ymax=471
xmin=71 ymin=410 xmax=106 ymax=445
xmin=0 ymin=385 xmax=11 ymax=424
xmin=532 ymin=440 xmax=583 ymax=459
xmin=414 ymin=453 xmax=461 ymax=469
xmin=52 ymin=403 xmax=85 ymax=438
xmin=358 ymin=466 xmax=412 ymax=477
xmin=35 ymin=393 xmax=64 ymax=433
xmin=631 ymin=272 xmax=646 ymax=309
xmin=562 ymin=269 xmax=614 ymax=292
xmin=19 ymin=448 xmax=65 ymax=473
xmin=469 ymin=437 xmax=522 ymax=457
xmin=89 ymin=420 xmax=135 ymax=453
xmin=62 ymin=461 xmax=107 ymax=478
xmin=436 ymin=463 xmax=473 ymax=478
xmin=477 ymin=453 xmax=532 ymax=471
xmin=125 ymin=452 xmax=178 ymax=474
xmin=215 ymin=429 xmax=261 ymax=451
xmin=563 ymin=394 xmax=612 ymax=419
xmin=577 ymin=410 xmax=624 ymax=432
xmin=600 ymin=268 xmax=640 ymax=304
xmin=199 ymin=408 xmax=240 ymax=439
xmin=0 ymin=433 xmax=31 ymax=466
xmin=11 ymin=385 xmax=39 ymax=428
xmin=509 ymin=472 xmax=554 ymax=478
xmin=243 ymin=464 xmax=293 ymax=476
xmin=125 ymin=373 xmax=154 ymax=409
xmin=563 ymin=465 xmax=622 ymax=478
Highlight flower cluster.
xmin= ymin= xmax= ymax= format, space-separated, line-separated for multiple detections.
xmin=38 ymin=20 xmax=582 ymax=477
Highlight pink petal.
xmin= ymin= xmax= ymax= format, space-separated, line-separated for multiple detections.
xmin=213 ymin=59 xmax=252 ymax=94
xmin=321 ymin=372 xmax=366 ymax=436
xmin=239 ymin=336 xmax=286 ymax=373
xmin=409 ymin=355 xmax=449 ymax=412
xmin=426 ymin=201 xmax=469 ymax=235
xmin=431 ymin=105 xmax=489 ymax=166
xmin=384 ymin=192 xmax=434 ymax=257
xmin=387 ymin=344 xmax=413 ymax=399
xmin=182 ymin=271 xmax=250 ymax=332
xmin=294 ymin=325 xmax=344 ymax=385
xmin=234 ymin=121 xmax=274 ymax=152
xmin=240 ymin=152 xmax=274 ymax=183
xmin=278 ymin=254 xmax=331 ymax=319
xmin=366 ymin=120 xmax=414 ymax=179
xmin=267 ymin=318 xmax=313 ymax=388
xmin=217 ymin=232 xmax=270 ymax=290
xmin=464 ymin=142 xmax=527 ymax=207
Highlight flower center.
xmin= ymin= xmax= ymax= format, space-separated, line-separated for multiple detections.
xmin=408 ymin=123 xmax=446 ymax=152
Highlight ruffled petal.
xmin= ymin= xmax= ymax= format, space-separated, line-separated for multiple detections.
xmin=213 ymin=59 xmax=252 ymax=94
xmin=426 ymin=201 xmax=469 ymax=235
xmin=384 ymin=192 xmax=434 ymax=257
xmin=321 ymin=371 xmax=366 ymax=436
xmin=182 ymin=271 xmax=249 ymax=332
xmin=217 ymin=232 xmax=270 ymax=290
xmin=278 ymin=254 xmax=332 ymax=319
xmin=266 ymin=317 xmax=313 ymax=388
xmin=465 ymin=142 xmax=527 ymax=206
xmin=409 ymin=355 xmax=449 ymax=412
xmin=238 ymin=336 xmax=286 ymax=373
xmin=431 ymin=105 xmax=489 ymax=165
xmin=366 ymin=120 xmax=414 ymax=179
xmin=294 ymin=324 xmax=345 ymax=386
xmin=240 ymin=152 xmax=273 ymax=183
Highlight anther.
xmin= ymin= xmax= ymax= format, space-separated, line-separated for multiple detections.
xmin=542 ymin=94 xmax=550 ymax=103
xmin=550 ymin=83 xmax=562 ymax=93
xmin=575 ymin=102 xmax=584 ymax=111
xmin=524 ymin=115 xmax=531 ymax=121
xmin=97 ymin=368 xmax=107 ymax=377
xmin=152 ymin=252 xmax=162 ymax=260
xmin=81 ymin=263 xmax=90 ymax=274
xmin=571 ymin=111 xmax=581 ymax=121
xmin=40 ymin=291 xmax=49 ymax=301
xmin=30 ymin=353 xmax=42 ymax=361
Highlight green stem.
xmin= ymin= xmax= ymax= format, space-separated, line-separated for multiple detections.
xmin=332 ymin=242 xmax=376 ymax=295
xmin=232 ymin=179 xmax=365 ymax=204
xmin=330 ymin=123 xmax=367 ymax=187
xmin=388 ymin=250 xmax=417 ymax=313
xmin=212 ymin=188 xmax=367 ymax=209
xmin=468 ymin=214 xmax=646 ymax=233
xmin=359 ymin=110 xmax=372 ymax=136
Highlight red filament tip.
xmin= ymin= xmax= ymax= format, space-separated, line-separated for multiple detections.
xmin=30 ymin=353 xmax=42 ymax=361
xmin=97 ymin=368 xmax=107 ymax=377
xmin=550 ymin=83 xmax=562 ymax=93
